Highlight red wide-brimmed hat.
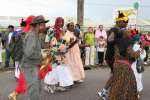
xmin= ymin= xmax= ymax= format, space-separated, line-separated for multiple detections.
xmin=22 ymin=15 xmax=35 ymax=33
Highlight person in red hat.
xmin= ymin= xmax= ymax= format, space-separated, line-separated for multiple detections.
xmin=9 ymin=15 xmax=48 ymax=100
xmin=14 ymin=16 xmax=35 ymax=79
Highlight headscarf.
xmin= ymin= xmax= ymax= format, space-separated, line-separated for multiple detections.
xmin=54 ymin=17 xmax=64 ymax=40
xmin=22 ymin=15 xmax=35 ymax=33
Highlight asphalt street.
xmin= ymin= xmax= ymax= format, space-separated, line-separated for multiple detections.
xmin=0 ymin=67 xmax=150 ymax=100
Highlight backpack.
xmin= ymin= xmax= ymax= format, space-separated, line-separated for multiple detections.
xmin=14 ymin=33 xmax=25 ymax=61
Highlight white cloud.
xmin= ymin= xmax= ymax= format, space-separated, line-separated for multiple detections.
xmin=0 ymin=0 xmax=76 ymax=17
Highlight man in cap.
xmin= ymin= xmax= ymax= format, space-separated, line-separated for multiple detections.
xmin=22 ymin=15 xmax=48 ymax=100
xmin=13 ymin=16 xmax=35 ymax=79
xmin=9 ymin=15 xmax=48 ymax=100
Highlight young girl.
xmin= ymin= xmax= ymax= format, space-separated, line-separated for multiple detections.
xmin=97 ymin=36 xmax=106 ymax=65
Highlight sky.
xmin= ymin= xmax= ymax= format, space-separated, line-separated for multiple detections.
xmin=0 ymin=0 xmax=150 ymax=22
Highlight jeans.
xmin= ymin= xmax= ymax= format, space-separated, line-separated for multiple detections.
xmin=5 ymin=48 xmax=11 ymax=67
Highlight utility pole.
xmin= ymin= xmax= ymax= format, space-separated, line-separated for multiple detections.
xmin=77 ymin=0 xmax=84 ymax=28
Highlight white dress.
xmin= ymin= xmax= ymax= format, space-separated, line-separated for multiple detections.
xmin=44 ymin=64 xmax=73 ymax=87
xmin=131 ymin=43 xmax=146 ymax=92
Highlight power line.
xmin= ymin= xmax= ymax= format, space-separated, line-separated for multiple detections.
xmin=85 ymin=2 xmax=150 ymax=8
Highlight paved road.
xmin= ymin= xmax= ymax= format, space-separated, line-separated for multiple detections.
xmin=0 ymin=67 xmax=150 ymax=100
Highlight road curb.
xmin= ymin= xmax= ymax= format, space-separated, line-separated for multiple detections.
xmin=0 ymin=67 xmax=14 ymax=72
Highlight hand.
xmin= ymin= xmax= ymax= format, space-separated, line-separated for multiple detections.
xmin=58 ymin=44 xmax=66 ymax=52
xmin=108 ymin=32 xmax=114 ymax=42
xmin=140 ymin=50 xmax=144 ymax=54
xmin=44 ymin=42 xmax=50 ymax=49
xmin=135 ymin=50 xmax=140 ymax=57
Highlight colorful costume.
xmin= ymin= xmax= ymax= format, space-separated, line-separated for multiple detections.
xmin=107 ymin=11 xmax=138 ymax=100
xmin=9 ymin=15 xmax=48 ymax=100
xmin=43 ymin=25 xmax=73 ymax=93
xmin=98 ymin=10 xmax=139 ymax=100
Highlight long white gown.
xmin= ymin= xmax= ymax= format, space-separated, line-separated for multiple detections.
xmin=44 ymin=64 xmax=73 ymax=87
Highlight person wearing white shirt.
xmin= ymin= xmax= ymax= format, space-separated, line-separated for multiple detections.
xmin=4 ymin=25 xmax=15 ymax=68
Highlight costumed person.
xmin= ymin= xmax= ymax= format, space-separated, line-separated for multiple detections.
xmin=98 ymin=10 xmax=139 ymax=100
xmin=131 ymin=35 xmax=146 ymax=98
xmin=43 ymin=17 xmax=73 ymax=93
xmin=43 ymin=35 xmax=73 ymax=93
xmin=8 ymin=15 xmax=48 ymax=100
xmin=64 ymin=21 xmax=85 ymax=82
xmin=84 ymin=27 xmax=95 ymax=68
xmin=54 ymin=17 xmax=64 ymax=41
xmin=14 ymin=16 xmax=35 ymax=79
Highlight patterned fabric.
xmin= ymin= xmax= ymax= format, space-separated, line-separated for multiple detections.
xmin=106 ymin=27 xmax=139 ymax=100
xmin=108 ymin=60 xmax=138 ymax=100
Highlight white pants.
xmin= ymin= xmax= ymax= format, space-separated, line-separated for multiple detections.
xmin=85 ymin=46 xmax=95 ymax=66
xmin=15 ymin=61 xmax=20 ymax=79
xmin=131 ymin=61 xmax=143 ymax=92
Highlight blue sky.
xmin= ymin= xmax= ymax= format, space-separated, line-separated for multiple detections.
xmin=0 ymin=0 xmax=150 ymax=21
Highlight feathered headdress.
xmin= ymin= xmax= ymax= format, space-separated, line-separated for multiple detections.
xmin=116 ymin=9 xmax=136 ymax=22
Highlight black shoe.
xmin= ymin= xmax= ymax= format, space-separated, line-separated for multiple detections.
xmin=4 ymin=65 xmax=9 ymax=68
xmin=84 ymin=66 xmax=91 ymax=70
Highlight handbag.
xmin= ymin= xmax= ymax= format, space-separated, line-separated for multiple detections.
xmin=136 ymin=58 xmax=144 ymax=73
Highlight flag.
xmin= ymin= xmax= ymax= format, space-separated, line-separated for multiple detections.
xmin=15 ymin=72 xmax=27 ymax=94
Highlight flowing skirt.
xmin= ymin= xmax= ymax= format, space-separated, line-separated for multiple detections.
xmin=108 ymin=60 xmax=138 ymax=100
xmin=65 ymin=43 xmax=85 ymax=81
xmin=44 ymin=64 xmax=73 ymax=87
